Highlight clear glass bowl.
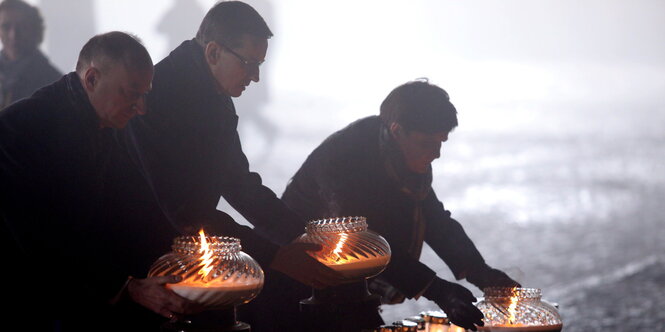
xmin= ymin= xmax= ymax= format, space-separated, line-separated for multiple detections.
xmin=148 ymin=234 xmax=264 ymax=310
xmin=476 ymin=287 xmax=563 ymax=332
xmin=294 ymin=216 xmax=391 ymax=281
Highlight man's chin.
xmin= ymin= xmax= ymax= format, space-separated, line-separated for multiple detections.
xmin=232 ymin=86 xmax=246 ymax=97
xmin=407 ymin=165 xmax=429 ymax=174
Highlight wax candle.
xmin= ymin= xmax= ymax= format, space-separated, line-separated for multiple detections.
xmin=323 ymin=255 xmax=391 ymax=279
xmin=169 ymin=279 xmax=264 ymax=309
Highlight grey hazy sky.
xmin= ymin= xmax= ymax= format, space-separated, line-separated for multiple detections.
xmin=421 ymin=0 xmax=665 ymax=65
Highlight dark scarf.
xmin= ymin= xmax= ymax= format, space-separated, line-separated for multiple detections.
xmin=378 ymin=124 xmax=433 ymax=259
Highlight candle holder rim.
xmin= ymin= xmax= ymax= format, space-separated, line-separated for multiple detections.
xmin=482 ymin=286 xmax=542 ymax=299
xmin=172 ymin=235 xmax=242 ymax=254
xmin=305 ymin=216 xmax=368 ymax=234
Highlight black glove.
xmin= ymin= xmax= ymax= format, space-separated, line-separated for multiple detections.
xmin=466 ymin=265 xmax=521 ymax=291
xmin=423 ymin=278 xmax=484 ymax=331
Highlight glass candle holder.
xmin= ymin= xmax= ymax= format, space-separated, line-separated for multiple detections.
xmin=392 ymin=320 xmax=419 ymax=332
xmin=475 ymin=287 xmax=563 ymax=332
xmin=420 ymin=310 xmax=449 ymax=332
xmin=294 ymin=216 xmax=391 ymax=281
xmin=148 ymin=232 xmax=264 ymax=310
xmin=403 ymin=315 xmax=427 ymax=330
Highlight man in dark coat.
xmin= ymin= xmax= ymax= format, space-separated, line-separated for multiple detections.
xmin=0 ymin=32 xmax=200 ymax=331
xmin=280 ymin=80 xmax=521 ymax=330
xmin=118 ymin=1 xmax=341 ymax=292
xmin=0 ymin=0 xmax=60 ymax=109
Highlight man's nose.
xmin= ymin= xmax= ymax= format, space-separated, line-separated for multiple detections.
xmin=249 ymin=66 xmax=260 ymax=83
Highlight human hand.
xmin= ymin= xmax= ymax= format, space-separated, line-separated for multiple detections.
xmin=467 ymin=265 xmax=521 ymax=290
xmin=126 ymin=275 xmax=203 ymax=319
xmin=423 ymin=278 xmax=484 ymax=331
xmin=269 ymin=242 xmax=345 ymax=289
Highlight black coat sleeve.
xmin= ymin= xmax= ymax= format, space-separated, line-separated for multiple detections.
xmin=217 ymin=127 xmax=305 ymax=245
xmin=422 ymin=191 xmax=487 ymax=280
xmin=118 ymin=96 xmax=280 ymax=267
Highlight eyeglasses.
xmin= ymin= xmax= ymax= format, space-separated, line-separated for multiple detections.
xmin=220 ymin=43 xmax=264 ymax=70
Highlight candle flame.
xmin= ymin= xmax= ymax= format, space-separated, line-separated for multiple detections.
xmin=507 ymin=286 xmax=519 ymax=324
xmin=198 ymin=229 xmax=214 ymax=282
xmin=332 ymin=232 xmax=349 ymax=262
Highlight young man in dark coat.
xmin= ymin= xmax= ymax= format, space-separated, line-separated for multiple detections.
xmin=0 ymin=32 xmax=201 ymax=331
xmin=0 ymin=0 xmax=60 ymax=109
xmin=118 ymin=1 xmax=341 ymax=291
xmin=279 ymin=80 xmax=521 ymax=331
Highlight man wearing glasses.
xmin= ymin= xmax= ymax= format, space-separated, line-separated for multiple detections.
xmin=118 ymin=0 xmax=341 ymax=296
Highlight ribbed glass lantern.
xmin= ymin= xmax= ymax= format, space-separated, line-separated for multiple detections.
xmin=148 ymin=231 xmax=264 ymax=310
xmin=476 ymin=287 xmax=563 ymax=332
xmin=295 ymin=216 xmax=391 ymax=280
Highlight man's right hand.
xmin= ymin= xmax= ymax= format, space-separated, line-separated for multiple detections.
xmin=423 ymin=278 xmax=485 ymax=331
xmin=269 ymin=242 xmax=345 ymax=289
xmin=126 ymin=275 xmax=203 ymax=319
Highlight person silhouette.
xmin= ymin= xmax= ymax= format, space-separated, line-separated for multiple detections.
xmin=0 ymin=0 xmax=60 ymax=108
xmin=156 ymin=0 xmax=205 ymax=52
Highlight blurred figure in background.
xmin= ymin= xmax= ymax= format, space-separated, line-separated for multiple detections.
xmin=273 ymin=79 xmax=521 ymax=331
xmin=0 ymin=32 xmax=197 ymax=331
xmin=0 ymin=0 xmax=60 ymax=109
xmin=157 ymin=0 xmax=204 ymax=51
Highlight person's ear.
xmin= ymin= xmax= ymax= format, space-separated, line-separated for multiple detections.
xmin=83 ymin=67 xmax=100 ymax=92
xmin=205 ymin=41 xmax=222 ymax=66
xmin=389 ymin=122 xmax=403 ymax=139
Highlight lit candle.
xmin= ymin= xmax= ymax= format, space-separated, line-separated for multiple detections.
xmin=421 ymin=310 xmax=449 ymax=332
xmin=448 ymin=324 xmax=465 ymax=332
xmin=427 ymin=324 xmax=448 ymax=332
xmin=149 ymin=230 xmax=265 ymax=310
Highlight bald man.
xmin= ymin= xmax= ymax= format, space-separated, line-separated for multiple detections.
xmin=0 ymin=31 xmax=195 ymax=331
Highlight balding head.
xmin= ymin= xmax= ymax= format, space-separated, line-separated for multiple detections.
xmin=76 ymin=31 xmax=153 ymax=77
xmin=76 ymin=32 xmax=153 ymax=129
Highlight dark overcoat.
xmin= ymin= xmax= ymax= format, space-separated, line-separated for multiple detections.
xmin=118 ymin=40 xmax=305 ymax=267
xmin=282 ymin=116 xmax=488 ymax=297
xmin=0 ymin=73 xmax=163 ymax=330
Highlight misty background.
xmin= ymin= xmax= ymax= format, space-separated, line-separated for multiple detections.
xmin=26 ymin=0 xmax=665 ymax=330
